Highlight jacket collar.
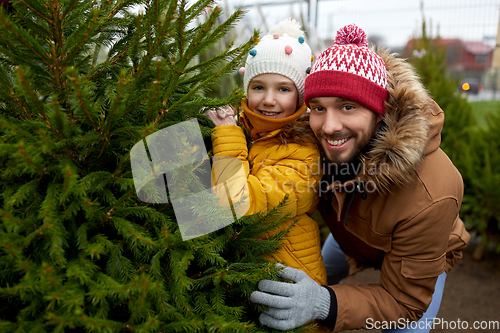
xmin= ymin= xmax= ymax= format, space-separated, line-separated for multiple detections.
xmin=239 ymin=98 xmax=308 ymax=140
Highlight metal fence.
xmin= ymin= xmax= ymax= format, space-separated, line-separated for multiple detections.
xmin=220 ymin=0 xmax=500 ymax=92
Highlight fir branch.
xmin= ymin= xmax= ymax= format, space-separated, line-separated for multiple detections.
xmin=16 ymin=141 xmax=46 ymax=176
xmin=49 ymin=39 xmax=65 ymax=95
xmin=38 ymin=183 xmax=70 ymax=263
xmin=111 ymin=152 xmax=135 ymax=178
xmin=145 ymin=60 xmax=163 ymax=123
xmin=177 ymin=0 xmax=186 ymax=59
xmin=62 ymin=6 xmax=103 ymax=67
xmin=129 ymin=12 xmax=144 ymax=73
xmin=112 ymin=217 xmax=155 ymax=251
xmin=168 ymin=257 xmax=195 ymax=316
xmin=107 ymin=242 xmax=134 ymax=281
xmin=68 ymin=256 xmax=100 ymax=283
xmin=1 ymin=93 xmax=32 ymax=121
xmin=157 ymin=36 xmax=253 ymax=123
xmin=149 ymin=247 xmax=168 ymax=280
xmin=61 ymin=0 xmax=80 ymax=27
xmin=102 ymin=188 xmax=136 ymax=220
xmin=184 ymin=45 xmax=243 ymax=79
xmin=184 ymin=0 xmax=213 ymax=23
xmin=0 ymin=10 xmax=51 ymax=67
xmin=0 ymin=61 xmax=16 ymax=104
xmin=129 ymin=0 xmax=176 ymax=90
xmin=0 ymin=322 xmax=16 ymax=332
xmin=103 ymin=18 xmax=135 ymax=64
xmin=100 ymin=70 xmax=129 ymax=149
xmin=68 ymin=70 xmax=100 ymax=132
xmin=183 ymin=5 xmax=229 ymax=60
xmin=79 ymin=171 xmax=114 ymax=194
xmin=0 ymin=1 xmax=305 ymax=330
xmin=0 ymin=208 xmax=36 ymax=234
xmin=0 ymin=119 xmax=38 ymax=145
xmin=61 ymin=198 xmax=82 ymax=221
xmin=60 ymin=161 xmax=79 ymax=204
xmin=48 ymin=0 xmax=65 ymax=51
xmin=126 ymin=276 xmax=157 ymax=324
xmin=104 ymin=0 xmax=138 ymax=23
xmin=158 ymin=0 xmax=178 ymax=56
xmin=5 ymin=179 xmax=38 ymax=209
xmin=147 ymin=0 xmax=155 ymax=52
xmin=155 ymin=21 xmax=257 ymax=124
xmin=18 ymin=0 xmax=52 ymax=23
xmin=46 ymin=95 xmax=68 ymax=139
xmin=15 ymin=66 xmax=51 ymax=124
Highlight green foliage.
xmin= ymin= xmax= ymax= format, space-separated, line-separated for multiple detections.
xmin=469 ymin=100 xmax=500 ymax=129
xmin=196 ymin=8 xmax=245 ymax=100
xmin=0 ymin=0 xmax=308 ymax=331
xmin=404 ymin=21 xmax=474 ymax=165
xmin=460 ymin=111 xmax=500 ymax=253
xmin=406 ymin=20 xmax=500 ymax=255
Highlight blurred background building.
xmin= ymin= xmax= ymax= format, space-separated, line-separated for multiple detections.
xmin=216 ymin=0 xmax=500 ymax=95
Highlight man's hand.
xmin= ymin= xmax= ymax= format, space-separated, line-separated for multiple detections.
xmin=250 ymin=265 xmax=331 ymax=331
xmin=205 ymin=105 xmax=236 ymax=126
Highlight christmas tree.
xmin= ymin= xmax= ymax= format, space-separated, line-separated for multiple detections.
xmin=0 ymin=0 xmax=310 ymax=331
xmin=406 ymin=20 xmax=500 ymax=257
xmin=404 ymin=20 xmax=474 ymax=165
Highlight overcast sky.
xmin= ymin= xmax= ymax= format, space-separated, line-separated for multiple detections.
xmin=228 ymin=0 xmax=500 ymax=49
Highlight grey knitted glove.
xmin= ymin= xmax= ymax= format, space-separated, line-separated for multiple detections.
xmin=250 ymin=265 xmax=331 ymax=331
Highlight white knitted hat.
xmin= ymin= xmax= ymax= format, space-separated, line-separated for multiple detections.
xmin=242 ymin=18 xmax=313 ymax=106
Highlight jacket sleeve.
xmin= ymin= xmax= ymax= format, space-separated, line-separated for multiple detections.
xmin=326 ymin=198 xmax=460 ymax=332
xmin=211 ymin=125 xmax=321 ymax=219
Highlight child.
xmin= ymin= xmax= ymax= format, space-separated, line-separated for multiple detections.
xmin=207 ymin=18 xmax=327 ymax=309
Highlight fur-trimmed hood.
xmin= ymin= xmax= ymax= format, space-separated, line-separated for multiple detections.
xmin=352 ymin=49 xmax=445 ymax=193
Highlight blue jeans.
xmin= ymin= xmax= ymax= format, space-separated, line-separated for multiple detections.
xmin=321 ymin=233 xmax=447 ymax=333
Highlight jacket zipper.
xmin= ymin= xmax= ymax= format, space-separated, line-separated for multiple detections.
xmin=345 ymin=180 xmax=367 ymax=226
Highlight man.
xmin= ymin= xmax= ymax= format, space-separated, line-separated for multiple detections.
xmin=250 ymin=24 xmax=470 ymax=332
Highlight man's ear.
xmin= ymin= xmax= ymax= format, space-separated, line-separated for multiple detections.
xmin=376 ymin=112 xmax=384 ymax=124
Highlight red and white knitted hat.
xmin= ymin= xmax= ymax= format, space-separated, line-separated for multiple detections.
xmin=304 ymin=24 xmax=388 ymax=114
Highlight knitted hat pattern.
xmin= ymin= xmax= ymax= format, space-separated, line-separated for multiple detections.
xmin=242 ymin=18 xmax=312 ymax=106
xmin=304 ymin=24 xmax=388 ymax=114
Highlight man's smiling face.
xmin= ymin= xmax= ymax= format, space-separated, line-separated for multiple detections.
xmin=308 ymin=96 xmax=382 ymax=164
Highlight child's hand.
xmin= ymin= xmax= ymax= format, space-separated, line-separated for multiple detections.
xmin=206 ymin=105 xmax=236 ymax=126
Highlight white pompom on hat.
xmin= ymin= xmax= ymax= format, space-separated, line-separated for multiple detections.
xmin=242 ymin=18 xmax=313 ymax=106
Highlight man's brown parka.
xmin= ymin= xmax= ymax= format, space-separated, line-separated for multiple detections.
xmin=319 ymin=51 xmax=470 ymax=332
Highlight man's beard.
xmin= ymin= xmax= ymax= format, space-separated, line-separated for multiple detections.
xmin=318 ymin=121 xmax=383 ymax=184
xmin=319 ymin=140 xmax=368 ymax=184
xmin=318 ymin=131 xmax=364 ymax=165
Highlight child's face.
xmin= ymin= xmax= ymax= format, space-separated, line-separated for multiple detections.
xmin=247 ymin=74 xmax=298 ymax=119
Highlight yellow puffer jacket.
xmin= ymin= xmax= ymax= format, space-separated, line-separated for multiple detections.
xmin=211 ymin=124 xmax=327 ymax=286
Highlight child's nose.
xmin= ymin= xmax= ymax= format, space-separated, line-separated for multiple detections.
xmin=263 ymin=91 xmax=276 ymax=106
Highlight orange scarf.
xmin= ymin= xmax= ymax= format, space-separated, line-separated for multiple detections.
xmin=239 ymin=98 xmax=308 ymax=140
